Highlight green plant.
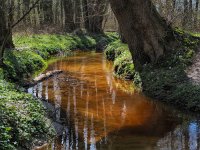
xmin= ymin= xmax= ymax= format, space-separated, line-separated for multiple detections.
xmin=0 ymin=80 xmax=55 ymax=149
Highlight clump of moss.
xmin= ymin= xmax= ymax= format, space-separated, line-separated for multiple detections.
xmin=141 ymin=65 xmax=200 ymax=111
xmin=104 ymin=40 xmax=127 ymax=61
xmin=113 ymin=50 xmax=134 ymax=79
xmin=104 ymin=40 xmax=138 ymax=82
xmin=3 ymin=50 xmax=47 ymax=82
xmin=0 ymin=80 xmax=55 ymax=149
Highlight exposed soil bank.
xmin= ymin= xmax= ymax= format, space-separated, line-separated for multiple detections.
xmin=104 ymin=29 xmax=200 ymax=112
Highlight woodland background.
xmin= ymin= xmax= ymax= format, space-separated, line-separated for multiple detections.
xmin=4 ymin=0 xmax=200 ymax=34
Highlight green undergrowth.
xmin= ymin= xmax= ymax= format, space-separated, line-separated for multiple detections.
xmin=4 ymin=50 xmax=47 ymax=82
xmin=142 ymin=29 xmax=200 ymax=111
xmin=104 ymin=29 xmax=200 ymax=112
xmin=13 ymin=33 xmax=118 ymax=60
xmin=0 ymin=80 xmax=55 ymax=149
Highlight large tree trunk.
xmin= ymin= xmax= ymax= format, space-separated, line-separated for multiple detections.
xmin=109 ymin=0 xmax=175 ymax=70
xmin=0 ymin=0 xmax=14 ymax=66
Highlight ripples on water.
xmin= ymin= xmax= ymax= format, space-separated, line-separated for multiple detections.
xmin=28 ymin=52 xmax=200 ymax=150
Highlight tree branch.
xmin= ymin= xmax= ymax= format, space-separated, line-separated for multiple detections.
xmin=11 ymin=0 xmax=40 ymax=28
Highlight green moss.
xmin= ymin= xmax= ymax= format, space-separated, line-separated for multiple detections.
xmin=104 ymin=40 xmax=127 ymax=61
xmin=104 ymin=40 xmax=137 ymax=81
xmin=113 ymin=50 xmax=135 ymax=79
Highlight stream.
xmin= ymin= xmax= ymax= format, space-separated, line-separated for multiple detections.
xmin=28 ymin=52 xmax=200 ymax=150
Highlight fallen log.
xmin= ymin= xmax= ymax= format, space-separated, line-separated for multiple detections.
xmin=24 ymin=70 xmax=63 ymax=87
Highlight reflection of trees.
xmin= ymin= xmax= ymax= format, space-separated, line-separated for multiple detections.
xmin=27 ymin=53 xmax=200 ymax=150
xmin=53 ymin=76 xmax=62 ymax=122
xmin=156 ymin=120 xmax=200 ymax=150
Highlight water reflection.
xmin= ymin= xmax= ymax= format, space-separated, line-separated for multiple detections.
xmin=29 ymin=52 xmax=200 ymax=150
xmin=156 ymin=121 xmax=200 ymax=150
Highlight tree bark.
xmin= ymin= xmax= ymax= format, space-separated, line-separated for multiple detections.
xmin=63 ymin=0 xmax=75 ymax=32
xmin=110 ymin=0 xmax=175 ymax=70
xmin=183 ymin=0 xmax=189 ymax=29
xmin=189 ymin=0 xmax=193 ymax=30
xmin=0 ymin=0 xmax=14 ymax=66
xmin=173 ymin=0 xmax=176 ymax=10
xmin=40 ymin=0 xmax=53 ymax=25
xmin=74 ymin=0 xmax=82 ymax=29
xmin=84 ymin=0 xmax=108 ymax=33
xmin=194 ymin=0 xmax=199 ymax=29
xmin=83 ymin=0 xmax=90 ymax=31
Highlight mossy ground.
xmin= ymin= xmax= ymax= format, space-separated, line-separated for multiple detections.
xmin=104 ymin=29 xmax=200 ymax=112
xmin=104 ymin=40 xmax=135 ymax=80
xmin=0 ymin=33 xmax=118 ymax=149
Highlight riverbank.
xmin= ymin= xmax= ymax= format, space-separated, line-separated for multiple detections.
xmin=0 ymin=33 xmax=118 ymax=149
xmin=5 ymin=33 xmax=117 ymax=82
xmin=0 ymin=80 xmax=55 ymax=149
xmin=104 ymin=29 xmax=200 ymax=112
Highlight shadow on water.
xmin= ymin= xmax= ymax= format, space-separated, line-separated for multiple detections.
xmin=28 ymin=52 xmax=200 ymax=150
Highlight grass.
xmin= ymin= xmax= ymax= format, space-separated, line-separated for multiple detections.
xmin=0 ymin=32 xmax=118 ymax=149
xmin=13 ymin=33 xmax=118 ymax=59
xmin=104 ymin=29 xmax=200 ymax=112
xmin=13 ymin=34 xmax=95 ymax=59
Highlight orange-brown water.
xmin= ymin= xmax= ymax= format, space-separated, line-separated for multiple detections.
xmin=29 ymin=52 xmax=200 ymax=150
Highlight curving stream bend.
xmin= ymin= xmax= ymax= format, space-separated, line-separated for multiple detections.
xmin=28 ymin=52 xmax=200 ymax=150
